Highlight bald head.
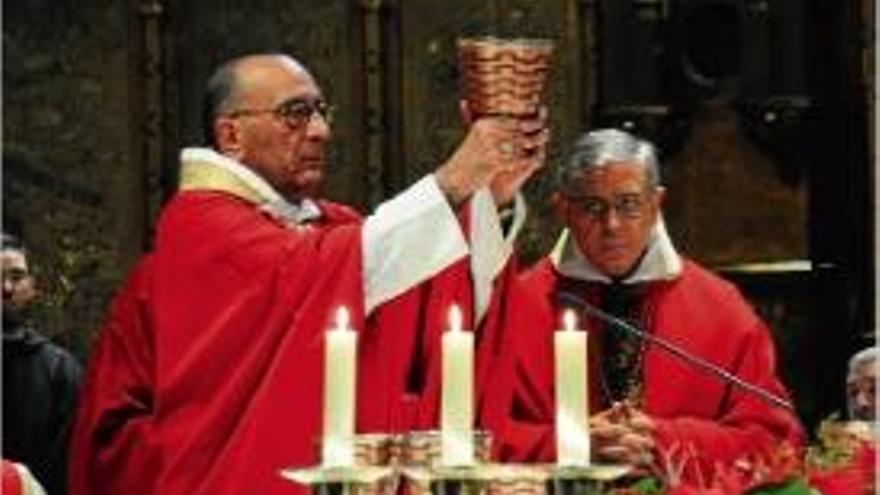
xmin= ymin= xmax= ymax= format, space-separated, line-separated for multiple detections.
xmin=201 ymin=53 xmax=332 ymax=201
xmin=202 ymin=54 xmax=315 ymax=146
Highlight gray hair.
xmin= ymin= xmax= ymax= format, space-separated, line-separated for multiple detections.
xmin=202 ymin=59 xmax=241 ymax=146
xmin=557 ymin=128 xmax=661 ymax=193
xmin=848 ymin=346 xmax=878 ymax=379
xmin=1 ymin=232 xmax=26 ymax=256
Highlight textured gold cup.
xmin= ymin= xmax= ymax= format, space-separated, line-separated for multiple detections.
xmin=458 ymin=37 xmax=554 ymax=117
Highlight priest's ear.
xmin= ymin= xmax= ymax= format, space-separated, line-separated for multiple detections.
xmin=648 ymin=186 xmax=667 ymax=216
xmin=652 ymin=186 xmax=667 ymax=207
xmin=550 ymin=190 xmax=568 ymax=220
xmin=212 ymin=116 xmax=246 ymax=160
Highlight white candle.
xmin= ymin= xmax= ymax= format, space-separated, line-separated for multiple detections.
xmin=440 ymin=304 xmax=475 ymax=466
xmin=322 ymin=307 xmax=357 ymax=467
xmin=555 ymin=309 xmax=591 ymax=465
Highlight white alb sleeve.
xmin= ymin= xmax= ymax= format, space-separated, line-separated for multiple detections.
xmin=362 ymin=175 xmax=469 ymax=314
xmin=469 ymin=189 xmax=527 ymax=323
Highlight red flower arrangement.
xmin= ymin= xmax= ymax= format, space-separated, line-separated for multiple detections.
xmin=803 ymin=419 xmax=877 ymax=495
xmin=608 ymin=418 xmax=876 ymax=495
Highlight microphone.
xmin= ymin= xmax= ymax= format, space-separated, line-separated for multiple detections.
xmin=556 ymin=291 xmax=795 ymax=411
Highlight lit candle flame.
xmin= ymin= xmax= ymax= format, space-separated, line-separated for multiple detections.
xmin=449 ymin=304 xmax=462 ymax=333
xmin=335 ymin=307 xmax=350 ymax=332
xmin=563 ymin=309 xmax=577 ymax=332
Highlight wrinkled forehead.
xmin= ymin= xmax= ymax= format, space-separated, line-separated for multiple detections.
xmin=236 ymin=57 xmax=323 ymax=104
xmin=848 ymin=359 xmax=877 ymax=382
xmin=574 ymin=161 xmax=653 ymax=194
xmin=0 ymin=249 xmax=28 ymax=271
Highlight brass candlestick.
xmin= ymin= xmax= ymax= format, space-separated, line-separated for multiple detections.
xmin=543 ymin=464 xmax=632 ymax=495
xmin=280 ymin=434 xmax=400 ymax=495
xmin=401 ymin=430 xmax=493 ymax=495
xmin=279 ymin=465 xmax=396 ymax=495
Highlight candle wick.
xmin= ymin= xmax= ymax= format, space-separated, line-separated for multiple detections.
xmin=449 ymin=305 xmax=463 ymax=333
xmin=334 ymin=307 xmax=351 ymax=332
xmin=563 ymin=309 xmax=578 ymax=332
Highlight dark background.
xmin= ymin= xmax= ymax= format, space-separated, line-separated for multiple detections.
xmin=3 ymin=0 xmax=875 ymax=435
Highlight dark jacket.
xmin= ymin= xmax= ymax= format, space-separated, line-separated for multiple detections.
xmin=3 ymin=326 xmax=81 ymax=494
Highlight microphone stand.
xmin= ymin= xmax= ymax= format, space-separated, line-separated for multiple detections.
xmin=556 ymin=291 xmax=795 ymax=411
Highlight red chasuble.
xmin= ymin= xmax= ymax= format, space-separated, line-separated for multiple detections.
xmin=70 ymin=191 xmax=367 ymax=495
xmin=499 ymin=258 xmax=804 ymax=478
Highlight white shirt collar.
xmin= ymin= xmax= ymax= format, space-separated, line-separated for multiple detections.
xmin=180 ymin=147 xmax=322 ymax=224
xmin=550 ymin=218 xmax=683 ymax=284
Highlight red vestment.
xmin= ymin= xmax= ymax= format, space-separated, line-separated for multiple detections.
xmin=70 ymin=191 xmax=372 ymax=495
xmin=499 ymin=258 xmax=804 ymax=477
xmin=70 ymin=187 xmax=514 ymax=494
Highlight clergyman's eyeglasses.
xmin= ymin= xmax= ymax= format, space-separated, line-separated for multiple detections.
xmin=224 ymin=97 xmax=333 ymax=130
xmin=566 ymin=193 xmax=649 ymax=220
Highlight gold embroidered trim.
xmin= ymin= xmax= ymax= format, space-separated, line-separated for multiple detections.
xmin=178 ymin=159 xmax=266 ymax=204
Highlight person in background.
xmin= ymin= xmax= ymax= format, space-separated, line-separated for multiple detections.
xmin=846 ymin=346 xmax=877 ymax=423
xmin=499 ymin=129 xmax=803 ymax=481
xmin=2 ymin=233 xmax=81 ymax=495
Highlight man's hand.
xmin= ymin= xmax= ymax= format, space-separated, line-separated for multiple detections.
xmin=590 ymin=402 xmax=657 ymax=473
xmin=435 ymin=117 xmax=520 ymax=205
xmin=489 ymin=109 xmax=550 ymax=207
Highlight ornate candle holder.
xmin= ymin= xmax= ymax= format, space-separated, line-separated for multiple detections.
xmin=542 ymin=464 xmax=632 ymax=495
xmin=398 ymin=428 xmax=628 ymax=495
xmin=483 ymin=464 xmax=549 ymax=495
xmin=280 ymin=434 xmax=399 ymax=495
xmin=401 ymin=462 xmax=631 ymax=495
xmin=457 ymin=36 xmax=554 ymax=118
xmin=281 ymin=431 xmax=632 ymax=495
xmin=404 ymin=464 xmax=549 ymax=495
xmin=400 ymin=429 xmax=493 ymax=495
xmin=401 ymin=429 xmax=492 ymax=468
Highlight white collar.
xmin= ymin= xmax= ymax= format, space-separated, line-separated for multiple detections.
xmin=550 ymin=218 xmax=683 ymax=284
xmin=180 ymin=147 xmax=322 ymax=224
